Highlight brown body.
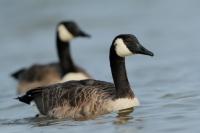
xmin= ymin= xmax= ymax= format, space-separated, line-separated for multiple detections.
xmin=32 ymin=80 xmax=116 ymax=120
xmin=17 ymin=63 xmax=91 ymax=94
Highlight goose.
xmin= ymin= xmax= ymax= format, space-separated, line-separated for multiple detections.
xmin=17 ymin=34 xmax=154 ymax=119
xmin=11 ymin=21 xmax=91 ymax=94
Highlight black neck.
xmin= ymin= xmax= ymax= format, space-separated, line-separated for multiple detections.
xmin=56 ymin=33 xmax=76 ymax=76
xmin=109 ymin=44 xmax=134 ymax=98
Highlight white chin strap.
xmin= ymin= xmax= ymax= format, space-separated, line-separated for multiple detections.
xmin=114 ymin=38 xmax=133 ymax=57
xmin=58 ymin=24 xmax=74 ymax=42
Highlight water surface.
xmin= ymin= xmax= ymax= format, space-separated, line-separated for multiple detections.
xmin=0 ymin=0 xmax=200 ymax=133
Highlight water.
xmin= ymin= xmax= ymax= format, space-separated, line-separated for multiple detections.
xmin=0 ymin=0 xmax=200 ymax=132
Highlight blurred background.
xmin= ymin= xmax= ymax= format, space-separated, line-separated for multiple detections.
xmin=0 ymin=0 xmax=200 ymax=133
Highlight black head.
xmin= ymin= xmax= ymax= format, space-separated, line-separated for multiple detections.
xmin=113 ymin=34 xmax=154 ymax=57
xmin=57 ymin=21 xmax=90 ymax=42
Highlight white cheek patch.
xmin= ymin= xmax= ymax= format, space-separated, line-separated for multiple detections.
xmin=114 ymin=38 xmax=133 ymax=57
xmin=58 ymin=24 xmax=74 ymax=42
xmin=60 ymin=72 xmax=90 ymax=82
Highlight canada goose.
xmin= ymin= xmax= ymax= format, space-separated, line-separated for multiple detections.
xmin=12 ymin=21 xmax=91 ymax=94
xmin=17 ymin=34 xmax=154 ymax=119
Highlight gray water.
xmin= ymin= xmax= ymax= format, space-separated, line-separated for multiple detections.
xmin=0 ymin=0 xmax=200 ymax=133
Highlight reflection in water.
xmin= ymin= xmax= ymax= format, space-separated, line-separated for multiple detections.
xmin=0 ymin=108 xmax=134 ymax=127
xmin=114 ymin=107 xmax=134 ymax=125
xmin=0 ymin=117 xmax=79 ymax=127
xmin=0 ymin=117 xmax=35 ymax=126
xmin=31 ymin=116 xmax=60 ymax=127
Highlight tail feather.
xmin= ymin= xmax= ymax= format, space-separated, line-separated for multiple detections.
xmin=16 ymin=87 xmax=43 ymax=104
xmin=16 ymin=94 xmax=33 ymax=105
xmin=11 ymin=68 xmax=26 ymax=79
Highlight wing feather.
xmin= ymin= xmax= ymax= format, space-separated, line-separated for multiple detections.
xmin=25 ymin=79 xmax=115 ymax=117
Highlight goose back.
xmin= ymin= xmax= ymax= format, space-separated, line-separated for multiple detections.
xmin=16 ymin=63 xmax=91 ymax=93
